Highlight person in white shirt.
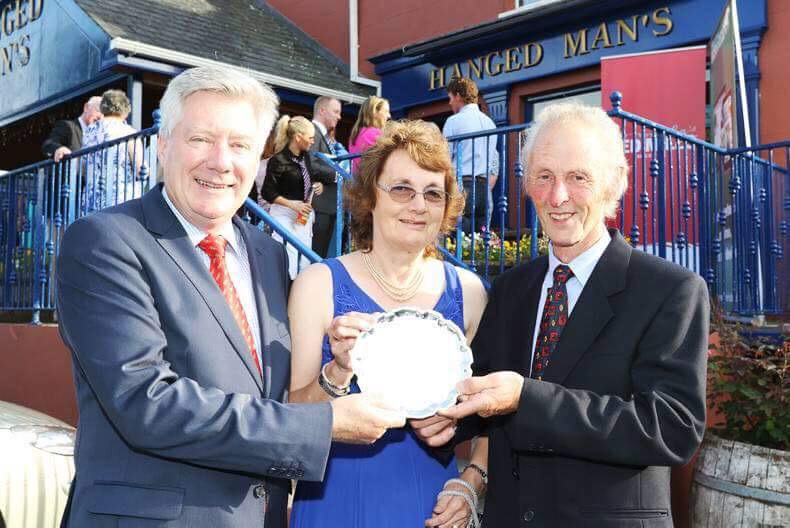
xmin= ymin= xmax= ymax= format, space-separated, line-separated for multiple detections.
xmin=442 ymin=77 xmax=499 ymax=232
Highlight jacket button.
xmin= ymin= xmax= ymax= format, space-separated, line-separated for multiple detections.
xmin=523 ymin=510 xmax=535 ymax=522
xmin=512 ymin=469 xmax=520 ymax=479
xmin=253 ymin=484 xmax=267 ymax=500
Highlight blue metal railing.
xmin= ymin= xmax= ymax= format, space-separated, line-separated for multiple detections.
xmin=1 ymin=125 xmax=159 ymax=322
xmin=2 ymin=96 xmax=788 ymax=321
xmin=607 ymin=91 xmax=788 ymax=315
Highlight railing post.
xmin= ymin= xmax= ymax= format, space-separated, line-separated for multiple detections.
xmin=656 ymin=132 xmax=667 ymax=259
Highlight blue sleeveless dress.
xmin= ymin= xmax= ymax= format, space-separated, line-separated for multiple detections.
xmin=290 ymin=258 xmax=465 ymax=528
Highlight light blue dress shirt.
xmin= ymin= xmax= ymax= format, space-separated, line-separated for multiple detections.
xmin=442 ymin=103 xmax=499 ymax=177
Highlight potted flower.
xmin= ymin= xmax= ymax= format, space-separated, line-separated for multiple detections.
xmin=444 ymin=230 xmax=549 ymax=275
xmin=690 ymin=310 xmax=789 ymax=526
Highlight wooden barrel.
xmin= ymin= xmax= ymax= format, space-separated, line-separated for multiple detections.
xmin=691 ymin=434 xmax=789 ymax=527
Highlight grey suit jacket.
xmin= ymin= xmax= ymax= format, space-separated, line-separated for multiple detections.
xmin=56 ymin=185 xmax=332 ymax=527
xmin=466 ymin=230 xmax=709 ymax=528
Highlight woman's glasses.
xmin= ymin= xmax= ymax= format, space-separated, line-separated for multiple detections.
xmin=376 ymin=183 xmax=448 ymax=205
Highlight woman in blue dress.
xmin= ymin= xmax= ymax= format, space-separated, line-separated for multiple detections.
xmin=288 ymin=120 xmax=489 ymax=528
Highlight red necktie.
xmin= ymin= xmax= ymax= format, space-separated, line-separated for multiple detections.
xmin=531 ymin=265 xmax=574 ymax=381
xmin=198 ymin=234 xmax=262 ymax=376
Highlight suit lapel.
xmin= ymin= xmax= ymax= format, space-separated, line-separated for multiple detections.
xmin=142 ymin=187 xmax=265 ymax=392
xmin=515 ymin=258 xmax=548 ymax=376
xmin=543 ymin=230 xmax=630 ymax=384
xmin=237 ymin=219 xmax=274 ymax=398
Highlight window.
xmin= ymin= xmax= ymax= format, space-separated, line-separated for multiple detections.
xmin=526 ymin=86 xmax=601 ymax=123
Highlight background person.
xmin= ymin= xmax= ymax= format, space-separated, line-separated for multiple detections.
xmin=287 ymin=120 xmax=489 ymax=528
xmin=42 ymin=96 xmax=103 ymax=162
xmin=55 ymin=65 xmax=404 ymax=528
xmin=442 ymin=77 xmax=498 ymax=233
xmin=262 ymin=115 xmax=335 ymax=278
xmin=435 ymin=102 xmax=709 ymax=527
xmin=348 ymin=95 xmax=391 ymax=173
xmin=309 ymin=96 xmax=343 ymax=258
xmin=82 ymin=89 xmax=144 ymax=210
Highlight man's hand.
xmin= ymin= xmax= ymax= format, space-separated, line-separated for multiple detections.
xmin=440 ymin=372 xmax=525 ymax=419
xmin=53 ymin=146 xmax=72 ymax=162
xmin=330 ymin=393 xmax=406 ymax=444
xmin=409 ymin=414 xmax=456 ymax=447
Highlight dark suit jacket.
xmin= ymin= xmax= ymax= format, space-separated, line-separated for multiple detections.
xmin=309 ymin=123 xmax=337 ymax=215
xmin=42 ymin=119 xmax=82 ymax=158
xmin=467 ymin=230 xmax=708 ymax=528
xmin=56 ymin=185 xmax=332 ymax=527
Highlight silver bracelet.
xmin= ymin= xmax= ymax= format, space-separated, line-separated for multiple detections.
xmin=445 ymin=477 xmax=480 ymax=503
xmin=435 ymin=489 xmax=480 ymax=528
xmin=318 ymin=362 xmax=351 ymax=398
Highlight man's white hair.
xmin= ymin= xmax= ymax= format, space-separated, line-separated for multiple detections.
xmin=522 ymin=102 xmax=629 ymax=219
xmin=158 ymin=66 xmax=279 ymax=145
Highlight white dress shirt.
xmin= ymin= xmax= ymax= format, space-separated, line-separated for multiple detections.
xmin=162 ymin=187 xmax=262 ymax=366
xmin=442 ymin=103 xmax=499 ymax=176
xmin=528 ymin=229 xmax=612 ymax=376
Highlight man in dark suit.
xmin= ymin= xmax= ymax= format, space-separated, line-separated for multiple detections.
xmin=309 ymin=96 xmax=342 ymax=257
xmin=42 ymin=96 xmax=103 ymax=161
xmin=56 ymin=66 xmax=404 ymax=528
xmin=428 ymin=103 xmax=709 ymax=527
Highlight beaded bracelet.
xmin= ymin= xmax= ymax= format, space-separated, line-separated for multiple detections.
xmin=318 ymin=362 xmax=351 ymax=398
xmin=462 ymin=463 xmax=488 ymax=485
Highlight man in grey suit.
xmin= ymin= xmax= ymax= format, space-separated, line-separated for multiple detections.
xmin=309 ymin=96 xmax=342 ymax=257
xmin=56 ymin=66 xmax=404 ymax=528
xmin=420 ymin=103 xmax=709 ymax=527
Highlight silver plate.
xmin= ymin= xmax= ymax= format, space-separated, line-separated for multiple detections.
xmin=351 ymin=307 xmax=472 ymax=418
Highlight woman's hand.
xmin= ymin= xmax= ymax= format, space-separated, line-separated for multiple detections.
xmin=290 ymin=200 xmax=313 ymax=217
xmin=312 ymin=182 xmax=324 ymax=196
xmin=425 ymin=479 xmax=475 ymax=528
xmin=327 ymin=312 xmax=378 ymax=371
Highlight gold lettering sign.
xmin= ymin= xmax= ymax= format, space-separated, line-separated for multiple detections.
xmin=428 ymin=6 xmax=673 ymax=91
xmin=0 ymin=0 xmax=44 ymax=77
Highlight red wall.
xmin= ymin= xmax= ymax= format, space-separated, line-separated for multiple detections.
xmin=269 ymin=1 xmax=512 ymax=78
xmin=0 ymin=324 xmax=77 ymax=426
xmin=759 ymin=0 xmax=790 ymax=145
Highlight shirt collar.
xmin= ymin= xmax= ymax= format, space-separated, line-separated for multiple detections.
xmin=78 ymin=117 xmax=88 ymax=132
xmin=546 ymin=228 xmax=611 ymax=288
xmin=458 ymin=103 xmax=479 ymax=114
xmin=161 ymin=186 xmax=240 ymax=254
xmin=312 ymin=120 xmax=327 ymax=136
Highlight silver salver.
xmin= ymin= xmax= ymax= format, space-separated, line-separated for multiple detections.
xmin=350 ymin=307 xmax=473 ymax=418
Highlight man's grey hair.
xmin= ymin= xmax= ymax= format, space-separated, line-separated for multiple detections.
xmin=313 ymin=95 xmax=339 ymax=118
xmin=158 ymin=66 xmax=279 ymax=144
xmin=522 ymin=102 xmax=629 ymax=219
xmin=100 ymin=89 xmax=132 ymax=117
xmin=86 ymin=96 xmax=102 ymax=110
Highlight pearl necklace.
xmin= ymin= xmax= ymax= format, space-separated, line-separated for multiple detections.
xmin=362 ymin=251 xmax=425 ymax=302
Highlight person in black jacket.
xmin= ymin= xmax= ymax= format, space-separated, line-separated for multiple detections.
xmin=41 ymin=96 xmax=103 ymax=162
xmin=417 ymin=102 xmax=709 ymax=527
xmin=262 ymin=115 xmax=335 ymax=278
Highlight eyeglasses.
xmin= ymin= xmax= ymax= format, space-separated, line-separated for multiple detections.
xmin=376 ymin=183 xmax=448 ymax=205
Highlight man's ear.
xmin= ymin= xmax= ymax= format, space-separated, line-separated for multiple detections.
xmin=157 ymin=133 xmax=167 ymax=164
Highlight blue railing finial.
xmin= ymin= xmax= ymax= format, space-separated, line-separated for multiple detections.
xmin=153 ymin=109 xmax=162 ymax=130
xmin=610 ymin=91 xmax=623 ymax=111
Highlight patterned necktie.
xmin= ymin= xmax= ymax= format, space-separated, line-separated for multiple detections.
xmin=531 ymin=264 xmax=574 ymax=381
xmin=197 ymin=234 xmax=262 ymax=376
xmin=291 ymin=154 xmax=312 ymax=201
